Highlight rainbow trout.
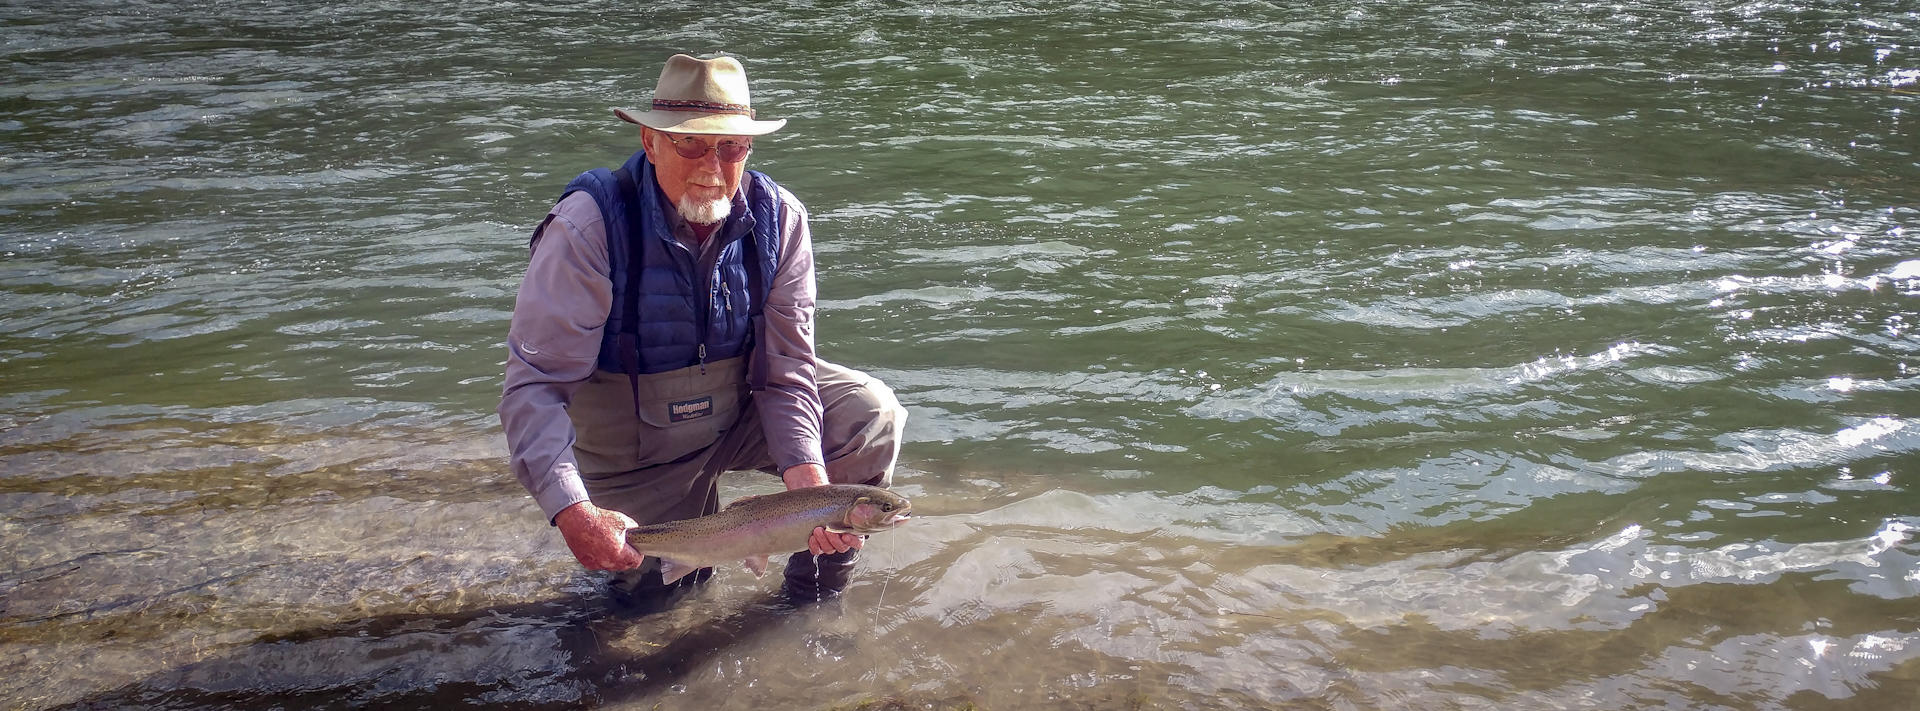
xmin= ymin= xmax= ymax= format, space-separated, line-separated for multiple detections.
xmin=624 ymin=484 xmax=912 ymax=584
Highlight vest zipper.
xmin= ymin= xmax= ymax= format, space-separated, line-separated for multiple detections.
xmin=699 ymin=264 xmax=716 ymax=376
xmin=691 ymin=237 xmax=716 ymax=376
xmin=692 ymin=217 xmax=746 ymax=376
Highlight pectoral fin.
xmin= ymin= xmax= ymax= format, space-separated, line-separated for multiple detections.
xmin=659 ymin=559 xmax=700 ymax=585
xmin=743 ymin=555 xmax=769 ymax=577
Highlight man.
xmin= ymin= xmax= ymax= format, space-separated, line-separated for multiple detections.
xmin=499 ymin=53 xmax=906 ymax=604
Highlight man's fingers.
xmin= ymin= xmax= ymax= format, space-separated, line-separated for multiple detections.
xmin=826 ymin=528 xmax=845 ymax=553
xmin=591 ymin=508 xmax=640 ymax=568
xmin=581 ymin=547 xmax=644 ymax=571
xmin=810 ymin=527 xmax=839 ymax=556
xmin=800 ymin=527 xmax=870 ymax=556
xmin=805 ymin=527 xmax=862 ymax=555
xmin=808 ymin=527 xmax=829 ymax=555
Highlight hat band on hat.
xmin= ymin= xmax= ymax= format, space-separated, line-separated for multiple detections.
xmin=652 ymin=99 xmax=755 ymax=117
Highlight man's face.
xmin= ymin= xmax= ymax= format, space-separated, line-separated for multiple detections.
xmin=642 ymin=127 xmax=751 ymax=225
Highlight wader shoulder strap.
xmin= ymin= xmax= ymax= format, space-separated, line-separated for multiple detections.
xmin=743 ymin=195 xmax=780 ymax=393
xmin=613 ymin=166 xmax=645 ymax=417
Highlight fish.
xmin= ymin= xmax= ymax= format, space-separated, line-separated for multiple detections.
xmin=624 ymin=483 xmax=912 ymax=584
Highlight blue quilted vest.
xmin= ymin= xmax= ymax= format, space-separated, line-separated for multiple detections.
xmin=546 ymin=149 xmax=784 ymax=396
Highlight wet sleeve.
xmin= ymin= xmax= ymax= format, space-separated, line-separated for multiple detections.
xmin=756 ymin=187 xmax=826 ymax=473
xmin=498 ymin=191 xmax=610 ymax=524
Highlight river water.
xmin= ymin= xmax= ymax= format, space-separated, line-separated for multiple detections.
xmin=3 ymin=1 xmax=1917 ymax=709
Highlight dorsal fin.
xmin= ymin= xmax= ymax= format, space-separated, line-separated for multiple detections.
xmin=723 ymin=493 xmax=768 ymax=510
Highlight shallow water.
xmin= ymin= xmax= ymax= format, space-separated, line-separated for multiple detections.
xmin=3 ymin=1 xmax=1918 ymax=709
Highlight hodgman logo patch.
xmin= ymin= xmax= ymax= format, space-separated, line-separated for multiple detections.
xmin=668 ymin=396 xmax=713 ymax=423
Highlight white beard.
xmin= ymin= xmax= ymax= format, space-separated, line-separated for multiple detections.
xmin=676 ymin=194 xmax=732 ymax=225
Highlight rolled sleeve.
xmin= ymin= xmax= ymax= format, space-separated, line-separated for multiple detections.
xmin=498 ymin=191 xmax=610 ymax=523
xmin=756 ymin=187 xmax=826 ymax=472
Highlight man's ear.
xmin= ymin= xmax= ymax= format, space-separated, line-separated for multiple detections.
xmin=638 ymin=126 xmax=656 ymax=161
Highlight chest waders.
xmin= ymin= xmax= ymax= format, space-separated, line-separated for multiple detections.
xmin=568 ymin=357 xmax=750 ymax=477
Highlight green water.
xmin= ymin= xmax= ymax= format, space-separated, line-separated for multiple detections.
xmin=2 ymin=1 xmax=1917 ymax=709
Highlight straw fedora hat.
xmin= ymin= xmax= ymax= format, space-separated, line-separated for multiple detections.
xmin=615 ymin=54 xmax=786 ymax=136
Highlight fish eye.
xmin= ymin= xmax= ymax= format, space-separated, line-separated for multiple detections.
xmin=880 ymin=503 xmax=894 ymax=512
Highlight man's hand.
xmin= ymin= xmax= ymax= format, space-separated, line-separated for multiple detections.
xmin=554 ymin=501 xmax=645 ymax=571
xmin=783 ymin=463 xmax=864 ymax=556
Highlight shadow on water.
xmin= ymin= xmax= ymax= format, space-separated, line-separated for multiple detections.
xmin=52 ymin=583 xmax=815 ymax=710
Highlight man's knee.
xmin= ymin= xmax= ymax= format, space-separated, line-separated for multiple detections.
xmin=862 ymin=377 xmax=907 ymax=441
xmin=823 ymin=368 xmax=905 ymax=435
xmin=821 ymin=370 xmax=907 ymax=486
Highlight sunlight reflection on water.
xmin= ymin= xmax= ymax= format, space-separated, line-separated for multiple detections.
xmin=3 ymin=0 xmax=1918 ymax=708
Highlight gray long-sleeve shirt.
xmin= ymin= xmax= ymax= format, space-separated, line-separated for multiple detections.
xmin=498 ymin=182 xmax=824 ymax=523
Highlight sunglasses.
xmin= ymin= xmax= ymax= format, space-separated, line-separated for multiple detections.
xmin=661 ymin=133 xmax=753 ymax=163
